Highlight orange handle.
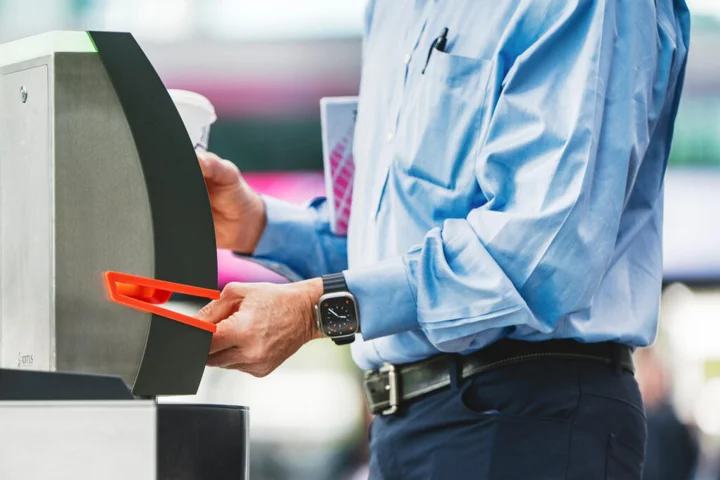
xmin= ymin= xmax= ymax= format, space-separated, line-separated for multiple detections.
xmin=104 ymin=271 xmax=220 ymax=333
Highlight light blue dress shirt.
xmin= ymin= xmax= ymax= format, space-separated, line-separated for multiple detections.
xmin=253 ymin=0 xmax=691 ymax=370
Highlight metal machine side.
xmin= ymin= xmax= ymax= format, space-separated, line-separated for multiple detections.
xmin=0 ymin=400 xmax=156 ymax=480
xmin=0 ymin=56 xmax=55 ymax=372
xmin=52 ymin=52 xmax=154 ymax=387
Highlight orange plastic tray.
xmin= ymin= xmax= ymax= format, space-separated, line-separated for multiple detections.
xmin=104 ymin=271 xmax=220 ymax=333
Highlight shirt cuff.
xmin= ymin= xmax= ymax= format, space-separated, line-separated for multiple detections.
xmin=253 ymin=195 xmax=320 ymax=265
xmin=344 ymin=258 xmax=418 ymax=340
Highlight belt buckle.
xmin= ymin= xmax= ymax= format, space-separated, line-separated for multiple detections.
xmin=379 ymin=363 xmax=399 ymax=415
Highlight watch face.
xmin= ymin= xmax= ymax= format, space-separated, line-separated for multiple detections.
xmin=320 ymin=296 xmax=358 ymax=337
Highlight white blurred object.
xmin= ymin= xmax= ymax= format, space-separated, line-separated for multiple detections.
xmin=661 ymin=285 xmax=720 ymax=426
xmin=663 ymin=170 xmax=720 ymax=281
xmin=696 ymin=379 xmax=720 ymax=436
xmin=168 ymin=89 xmax=217 ymax=150
xmin=687 ymin=0 xmax=720 ymax=19
xmin=205 ymin=0 xmax=366 ymax=40
xmin=664 ymin=285 xmax=720 ymax=360
xmin=161 ymin=367 xmax=363 ymax=445
xmin=103 ymin=0 xmax=195 ymax=42
xmin=349 ymin=465 xmax=370 ymax=480
xmin=0 ymin=0 xmax=72 ymax=43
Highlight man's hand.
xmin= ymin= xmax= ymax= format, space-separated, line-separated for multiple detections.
xmin=197 ymin=150 xmax=266 ymax=253
xmin=197 ymin=278 xmax=325 ymax=377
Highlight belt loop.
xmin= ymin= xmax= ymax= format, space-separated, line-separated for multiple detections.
xmin=448 ymin=355 xmax=462 ymax=390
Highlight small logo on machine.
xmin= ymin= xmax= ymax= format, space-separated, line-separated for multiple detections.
xmin=17 ymin=352 xmax=34 ymax=368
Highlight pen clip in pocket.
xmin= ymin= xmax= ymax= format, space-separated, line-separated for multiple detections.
xmin=422 ymin=27 xmax=449 ymax=74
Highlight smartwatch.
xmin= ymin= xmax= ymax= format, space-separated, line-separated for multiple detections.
xmin=315 ymin=273 xmax=360 ymax=345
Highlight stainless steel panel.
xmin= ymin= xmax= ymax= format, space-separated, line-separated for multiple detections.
xmin=0 ymin=62 xmax=53 ymax=371
xmin=53 ymin=53 xmax=154 ymax=386
xmin=0 ymin=52 xmax=155 ymax=388
xmin=0 ymin=400 xmax=156 ymax=480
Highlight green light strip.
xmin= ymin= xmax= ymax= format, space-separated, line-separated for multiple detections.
xmin=0 ymin=31 xmax=97 ymax=68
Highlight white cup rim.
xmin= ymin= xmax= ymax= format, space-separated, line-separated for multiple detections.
xmin=168 ymin=89 xmax=217 ymax=124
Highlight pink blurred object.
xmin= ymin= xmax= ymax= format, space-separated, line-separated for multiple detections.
xmin=327 ymin=133 xmax=355 ymax=235
xmin=217 ymin=249 xmax=288 ymax=287
xmin=244 ymin=171 xmax=325 ymax=204
xmin=216 ymin=171 xmax=325 ymax=288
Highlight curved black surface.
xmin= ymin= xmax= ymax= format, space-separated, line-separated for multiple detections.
xmin=89 ymin=31 xmax=217 ymax=395
xmin=133 ymin=319 xmax=213 ymax=396
xmin=89 ymin=31 xmax=217 ymax=289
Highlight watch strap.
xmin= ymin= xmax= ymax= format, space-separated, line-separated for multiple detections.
xmin=323 ymin=273 xmax=348 ymax=294
xmin=333 ymin=336 xmax=355 ymax=346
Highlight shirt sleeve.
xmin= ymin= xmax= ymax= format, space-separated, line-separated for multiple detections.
xmin=346 ymin=1 xmax=683 ymax=350
xmin=253 ymin=195 xmax=348 ymax=279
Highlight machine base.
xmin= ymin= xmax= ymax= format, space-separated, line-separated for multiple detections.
xmin=0 ymin=370 xmax=249 ymax=480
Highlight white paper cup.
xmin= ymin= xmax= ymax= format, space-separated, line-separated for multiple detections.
xmin=169 ymin=89 xmax=217 ymax=150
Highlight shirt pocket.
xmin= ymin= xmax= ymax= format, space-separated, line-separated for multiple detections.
xmin=395 ymin=49 xmax=493 ymax=190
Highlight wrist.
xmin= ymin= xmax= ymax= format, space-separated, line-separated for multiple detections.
xmin=315 ymin=274 xmax=360 ymax=344
xmin=295 ymin=277 xmax=324 ymax=341
xmin=234 ymin=191 xmax=267 ymax=254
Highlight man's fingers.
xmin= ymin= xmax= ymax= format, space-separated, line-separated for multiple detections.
xmin=220 ymin=363 xmax=272 ymax=378
xmin=196 ymin=282 xmax=249 ymax=324
xmin=196 ymin=150 xmax=220 ymax=177
xmin=220 ymin=363 xmax=245 ymax=370
xmin=196 ymin=151 xmax=241 ymax=187
xmin=207 ymin=346 xmax=242 ymax=368
xmin=209 ymin=319 xmax=238 ymax=354
xmin=196 ymin=296 xmax=239 ymax=325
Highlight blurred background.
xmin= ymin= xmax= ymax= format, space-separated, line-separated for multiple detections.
xmin=1 ymin=1 xmax=720 ymax=479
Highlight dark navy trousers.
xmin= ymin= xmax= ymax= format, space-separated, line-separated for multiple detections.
xmin=368 ymin=358 xmax=646 ymax=479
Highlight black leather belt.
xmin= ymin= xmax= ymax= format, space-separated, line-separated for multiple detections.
xmin=363 ymin=339 xmax=634 ymax=415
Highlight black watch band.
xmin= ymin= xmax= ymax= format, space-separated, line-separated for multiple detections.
xmin=332 ymin=336 xmax=355 ymax=346
xmin=322 ymin=273 xmax=348 ymax=293
xmin=321 ymin=273 xmax=356 ymax=346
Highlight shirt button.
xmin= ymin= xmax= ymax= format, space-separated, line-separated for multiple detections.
xmin=403 ymin=53 xmax=411 ymax=65
xmin=386 ymin=131 xmax=394 ymax=142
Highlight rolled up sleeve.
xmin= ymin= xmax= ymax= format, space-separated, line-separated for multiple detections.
xmin=253 ymin=196 xmax=348 ymax=279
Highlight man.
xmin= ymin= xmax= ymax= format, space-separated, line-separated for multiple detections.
xmin=196 ymin=0 xmax=690 ymax=478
